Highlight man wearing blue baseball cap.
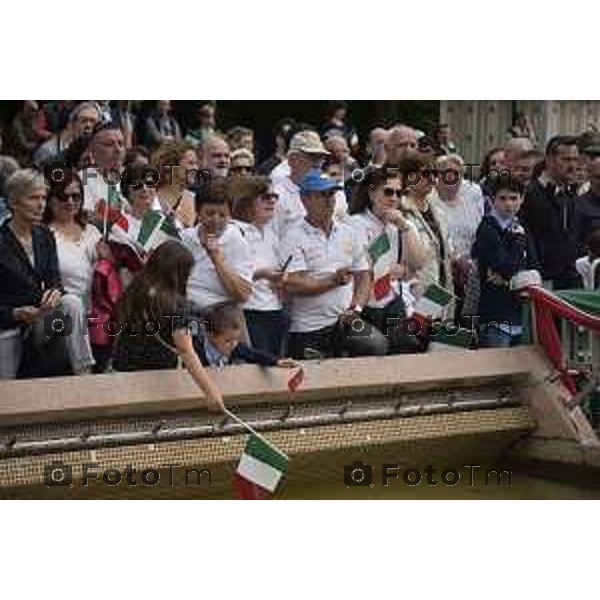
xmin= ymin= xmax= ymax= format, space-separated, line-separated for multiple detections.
xmin=279 ymin=168 xmax=389 ymax=360
xmin=298 ymin=168 xmax=343 ymax=196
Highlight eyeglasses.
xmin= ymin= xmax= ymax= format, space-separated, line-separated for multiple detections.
xmin=58 ymin=192 xmax=82 ymax=203
xmin=259 ymin=192 xmax=279 ymax=201
xmin=131 ymin=181 xmax=155 ymax=191
xmin=382 ymin=187 xmax=403 ymax=199
xmin=230 ymin=166 xmax=253 ymax=174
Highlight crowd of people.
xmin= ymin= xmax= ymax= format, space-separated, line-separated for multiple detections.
xmin=1 ymin=99 xmax=599 ymax=412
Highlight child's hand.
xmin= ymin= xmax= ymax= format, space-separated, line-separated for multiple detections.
xmin=277 ymin=358 xmax=301 ymax=369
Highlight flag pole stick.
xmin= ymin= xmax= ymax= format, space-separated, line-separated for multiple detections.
xmin=223 ymin=408 xmax=289 ymax=458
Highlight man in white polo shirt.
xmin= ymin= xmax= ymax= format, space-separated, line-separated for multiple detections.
xmin=181 ymin=180 xmax=254 ymax=312
xmin=281 ymin=169 xmax=388 ymax=359
xmin=272 ymin=130 xmax=348 ymax=237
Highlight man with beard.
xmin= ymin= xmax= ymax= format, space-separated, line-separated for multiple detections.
xmin=198 ymin=135 xmax=230 ymax=179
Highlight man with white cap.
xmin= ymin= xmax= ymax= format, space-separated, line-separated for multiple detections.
xmin=272 ymin=130 xmax=348 ymax=237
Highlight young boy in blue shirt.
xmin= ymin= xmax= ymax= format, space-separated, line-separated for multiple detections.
xmin=472 ymin=177 xmax=539 ymax=348
xmin=195 ymin=303 xmax=299 ymax=369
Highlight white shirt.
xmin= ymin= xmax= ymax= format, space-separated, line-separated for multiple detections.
xmin=279 ymin=219 xmax=368 ymax=332
xmin=270 ymin=159 xmax=291 ymax=184
xmin=181 ymin=223 xmax=254 ymax=310
xmin=51 ymin=224 xmax=102 ymax=303
xmin=233 ymin=220 xmax=282 ymax=311
xmin=576 ymin=256 xmax=600 ymax=289
xmin=432 ymin=181 xmax=484 ymax=259
xmin=272 ymin=174 xmax=348 ymax=237
xmin=349 ymin=210 xmax=401 ymax=309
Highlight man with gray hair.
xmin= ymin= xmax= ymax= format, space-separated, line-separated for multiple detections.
xmin=198 ymin=135 xmax=230 ymax=178
xmin=33 ymin=101 xmax=100 ymax=167
xmin=384 ymin=125 xmax=418 ymax=165
xmin=272 ymin=130 xmax=348 ymax=236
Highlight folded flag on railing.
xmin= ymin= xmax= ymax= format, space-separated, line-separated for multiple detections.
xmin=414 ymin=283 xmax=454 ymax=320
xmin=367 ymin=231 xmax=394 ymax=301
xmin=137 ymin=211 xmax=180 ymax=252
xmin=234 ymin=434 xmax=289 ymax=500
xmin=430 ymin=323 xmax=476 ymax=348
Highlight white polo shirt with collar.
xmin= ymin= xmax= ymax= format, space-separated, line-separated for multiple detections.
xmin=181 ymin=223 xmax=254 ymax=311
xmin=272 ymin=174 xmax=348 ymax=238
xmin=279 ymin=218 xmax=369 ymax=333
xmin=232 ymin=220 xmax=282 ymax=311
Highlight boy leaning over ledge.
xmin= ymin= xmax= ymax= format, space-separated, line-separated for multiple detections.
xmin=471 ymin=177 xmax=539 ymax=348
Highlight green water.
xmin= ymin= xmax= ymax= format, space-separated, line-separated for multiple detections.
xmin=3 ymin=464 xmax=600 ymax=500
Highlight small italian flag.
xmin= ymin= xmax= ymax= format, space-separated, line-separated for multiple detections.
xmin=287 ymin=367 xmax=304 ymax=393
xmin=234 ymin=434 xmax=289 ymax=500
xmin=96 ymin=198 xmax=129 ymax=233
xmin=414 ymin=283 xmax=454 ymax=320
xmin=137 ymin=211 xmax=180 ymax=252
xmin=367 ymin=231 xmax=394 ymax=301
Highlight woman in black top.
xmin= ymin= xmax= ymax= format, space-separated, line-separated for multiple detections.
xmin=0 ymin=169 xmax=70 ymax=378
xmin=113 ymin=239 xmax=224 ymax=412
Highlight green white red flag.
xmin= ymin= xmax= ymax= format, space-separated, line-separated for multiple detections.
xmin=367 ymin=230 xmax=394 ymax=301
xmin=137 ymin=211 xmax=180 ymax=252
xmin=234 ymin=434 xmax=289 ymax=500
xmin=414 ymin=283 xmax=454 ymax=320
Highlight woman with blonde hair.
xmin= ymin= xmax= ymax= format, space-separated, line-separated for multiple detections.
xmin=432 ymin=154 xmax=484 ymax=304
xmin=151 ymin=140 xmax=198 ymax=229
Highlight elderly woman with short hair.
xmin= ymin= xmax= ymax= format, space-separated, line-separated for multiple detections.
xmin=0 ymin=170 xmax=70 ymax=378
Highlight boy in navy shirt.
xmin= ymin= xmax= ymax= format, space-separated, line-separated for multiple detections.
xmin=196 ymin=303 xmax=299 ymax=369
xmin=472 ymin=177 xmax=539 ymax=348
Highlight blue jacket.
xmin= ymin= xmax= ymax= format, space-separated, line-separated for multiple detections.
xmin=193 ymin=337 xmax=278 ymax=368
xmin=471 ymin=215 xmax=539 ymax=325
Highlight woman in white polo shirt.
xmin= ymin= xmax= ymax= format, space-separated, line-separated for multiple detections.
xmin=349 ymin=167 xmax=429 ymax=353
xmin=181 ymin=179 xmax=254 ymax=316
xmin=230 ymin=176 xmax=288 ymax=356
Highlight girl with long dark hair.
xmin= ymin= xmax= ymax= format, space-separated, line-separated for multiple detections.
xmin=113 ymin=240 xmax=224 ymax=411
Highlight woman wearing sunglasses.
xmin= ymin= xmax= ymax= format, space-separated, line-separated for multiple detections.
xmin=230 ymin=175 xmax=288 ymax=356
xmin=44 ymin=170 xmax=112 ymax=374
xmin=348 ymin=167 xmax=428 ymax=353
xmin=398 ymin=152 xmax=454 ymax=319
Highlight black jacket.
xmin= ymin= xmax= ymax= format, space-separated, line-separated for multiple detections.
xmin=472 ymin=215 xmax=539 ymax=325
xmin=0 ymin=219 xmax=63 ymax=330
xmin=519 ymin=178 xmax=582 ymax=287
